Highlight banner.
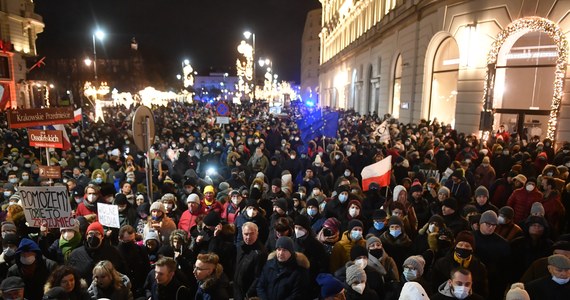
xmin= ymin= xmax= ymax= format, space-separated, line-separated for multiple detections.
xmin=19 ymin=186 xmax=74 ymax=228
xmin=97 ymin=203 xmax=120 ymax=228
xmin=28 ymin=129 xmax=64 ymax=148
xmin=7 ymin=107 xmax=74 ymax=128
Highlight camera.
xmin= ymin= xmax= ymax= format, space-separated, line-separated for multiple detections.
xmin=323 ymin=228 xmax=333 ymax=237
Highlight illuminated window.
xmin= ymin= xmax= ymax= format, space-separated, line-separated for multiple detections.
xmin=391 ymin=54 xmax=402 ymax=118
xmin=429 ymin=38 xmax=459 ymax=127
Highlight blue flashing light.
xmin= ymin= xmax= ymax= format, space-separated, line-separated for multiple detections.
xmin=306 ymin=100 xmax=315 ymax=107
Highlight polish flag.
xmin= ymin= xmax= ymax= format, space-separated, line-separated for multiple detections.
xmin=49 ymin=124 xmax=71 ymax=150
xmin=71 ymin=126 xmax=80 ymax=137
xmin=361 ymin=155 xmax=392 ymax=191
xmin=74 ymin=108 xmax=82 ymax=122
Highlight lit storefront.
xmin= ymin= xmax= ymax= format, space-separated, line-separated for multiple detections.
xmin=318 ymin=0 xmax=570 ymax=144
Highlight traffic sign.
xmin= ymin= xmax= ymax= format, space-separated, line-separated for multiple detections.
xmin=216 ymin=102 xmax=230 ymax=116
xmin=132 ymin=106 xmax=155 ymax=152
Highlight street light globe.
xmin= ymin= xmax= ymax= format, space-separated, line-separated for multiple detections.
xmin=94 ymin=30 xmax=105 ymax=41
xmin=176 ymin=74 xmax=182 ymax=80
xmin=84 ymin=58 xmax=92 ymax=66
xmin=183 ymin=59 xmax=190 ymax=66
xmin=243 ymin=31 xmax=252 ymax=39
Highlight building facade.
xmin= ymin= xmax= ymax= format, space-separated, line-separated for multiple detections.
xmin=301 ymin=8 xmax=322 ymax=104
xmin=0 ymin=0 xmax=44 ymax=109
xmin=318 ymin=0 xmax=570 ymax=144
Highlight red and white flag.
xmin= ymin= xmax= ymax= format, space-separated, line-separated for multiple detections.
xmin=50 ymin=124 xmax=71 ymax=150
xmin=361 ymin=155 xmax=392 ymax=191
xmin=74 ymin=108 xmax=82 ymax=122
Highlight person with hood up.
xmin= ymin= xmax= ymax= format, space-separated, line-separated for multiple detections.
xmin=144 ymin=202 xmax=176 ymax=245
xmin=343 ymin=262 xmax=379 ymax=299
xmin=324 ymin=185 xmax=352 ymax=220
xmin=294 ymin=214 xmax=329 ymax=299
xmin=380 ymin=216 xmax=413 ymax=273
xmin=431 ymin=267 xmax=484 ymax=300
xmin=68 ymin=222 xmax=126 ymax=284
xmin=385 ymin=185 xmax=419 ymax=235
xmin=444 ymin=168 xmax=472 ymax=210
xmin=256 ymin=236 xmax=311 ymax=300
xmin=329 ymin=219 xmax=367 ymax=273
xmin=6 ymin=238 xmax=57 ymax=299
xmin=507 ymin=177 xmax=543 ymax=224
xmin=430 ymin=231 xmax=488 ymax=298
xmin=143 ymin=230 xmax=161 ymax=266
xmin=234 ymin=198 xmax=269 ymax=246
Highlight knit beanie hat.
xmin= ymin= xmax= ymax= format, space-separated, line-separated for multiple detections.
xmin=350 ymin=245 xmax=369 ymax=260
xmin=505 ymin=283 xmax=530 ymax=300
xmin=387 ymin=216 xmax=404 ymax=227
xmin=442 ymin=197 xmax=458 ymax=211
xmin=345 ymin=263 xmax=367 ymax=285
xmin=474 ymin=186 xmax=489 ymax=198
xmin=275 ymin=236 xmax=295 ymax=254
xmin=114 ymin=193 xmax=129 ymax=205
xmin=203 ymin=185 xmax=215 ymax=194
xmin=373 ymin=209 xmax=387 ymax=221
xmin=316 ymin=273 xmax=344 ymax=298
xmin=294 ymin=214 xmax=312 ymax=231
xmin=366 ymin=235 xmax=382 ymax=248
xmin=403 ymin=255 xmax=426 ymax=276
xmin=451 ymin=168 xmax=464 ymax=179
xmin=244 ymin=198 xmax=259 ymax=209
xmin=463 ymin=204 xmax=478 ymax=217
xmin=274 ymin=198 xmax=288 ymax=212
xmin=202 ymin=211 xmax=221 ymax=227
xmin=499 ymin=206 xmax=515 ymax=220
xmin=60 ymin=218 xmax=80 ymax=233
xmin=526 ymin=215 xmax=548 ymax=228
xmin=323 ymin=217 xmax=341 ymax=234
xmin=86 ymin=221 xmax=104 ymax=236
xmin=410 ymin=180 xmax=423 ymax=194
xmin=480 ymin=210 xmax=498 ymax=225
xmin=347 ymin=219 xmax=364 ymax=232
xmin=455 ymin=230 xmax=475 ymax=250
xmin=482 ymin=156 xmax=490 ymax=164
xmin=1 ymin=222 xmax=17 ymax=233
xmin=531 ymin=202 xmax=545 ymax=216
xmin=271 ymin=178 xmax=282 ymax=187
xmin=427 ymin=215 xmax=445 ymax=228
xmin=306 ymin=198 xmax=319 ymax=208
xmin=186 ymin=193 xmax=200 ymax=204
xmin=150 ymin=201 xmax=166 ymax=214
xmin=438 ymin=186 xmax=450 ymax=196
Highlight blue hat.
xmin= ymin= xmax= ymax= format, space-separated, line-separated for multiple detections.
xmin=316 ymin=273 xmax=344 ymax=298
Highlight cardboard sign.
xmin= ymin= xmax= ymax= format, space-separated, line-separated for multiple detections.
xmin=19 ymin=186 xmax=74 ymax=228
xmin=97 ymin=203 xmax=120 ymax=228
xmin=216 ymin=116 xmax=230 ymax=124
xmin=7 ymin=107 xmax=75 ymax=128
xmin=28 ymin=129 xmax=64 ymax=148
xmin=38 ymin=165 xmax=62 ymax=179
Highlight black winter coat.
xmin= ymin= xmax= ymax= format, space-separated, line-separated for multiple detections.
xmin=256 ymin=251 xmax=311 ymax=300
xmin=430 ymin=252 xmax=489 ymax=298
xmin=234 ymin=240 xmax=268 ymax=300
xmin=67 ymin=240 xmax=127 ymax=284
xmin=527 ymin=276 xmax=570 ymax=300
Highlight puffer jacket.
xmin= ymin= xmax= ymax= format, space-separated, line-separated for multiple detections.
xmin=329 ymin=231 xmax=367 ymax=272
xmin=507 ymin=187 xmax=543 ymax=224
xmin=256 ymin=251 xmax=311 ymax=300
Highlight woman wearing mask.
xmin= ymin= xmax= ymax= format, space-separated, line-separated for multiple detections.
xmin=143 ymin=202 xmax=176 ymax=245
xmin=87 ymin=260 xmax=133 ymax=300
xmin=329 ymin=219 xmax=367 ymax=272
xmin=389 ymin=255 xmax=431 ymax=300
xmin=341 ymin=200 xmax=367 ymax=233
xmin=44 ymin=265 xmax=90 ymax=300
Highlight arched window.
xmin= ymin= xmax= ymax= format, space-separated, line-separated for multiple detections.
xmin=429 ymin=37 xmax=459 ymax=127
xmin=391 ymin=54 xmax=402 ymax=119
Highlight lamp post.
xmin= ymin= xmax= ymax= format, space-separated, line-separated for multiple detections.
xmin=244 ymin=31 xmax=256 ymax=101
xmin=92 ymin=29 xmax=105 ymax=81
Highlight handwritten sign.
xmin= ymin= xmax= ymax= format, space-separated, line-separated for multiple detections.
xmin=97 ymin=203 xmax=120 ymax=228
xmin=19 ymin=186 xmax=74 ymax=228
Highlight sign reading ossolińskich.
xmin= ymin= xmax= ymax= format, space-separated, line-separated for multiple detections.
xmin=19 ymin=186 xmax=74 ymax=228
xmin=28 ymin=129 xmax=64 ymax=148
xmin=7 ymin=107 xmax=75 ymax=128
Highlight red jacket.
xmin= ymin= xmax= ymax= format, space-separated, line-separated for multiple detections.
xmin=75 ymin=201 xmax=97 ymax=218
xmin=202 ymin=200 xmax=223 ymax=216
xmin=507 ymin=187 xmax=543 ymax=224
xmin=540 ymin=191 xmax=566 ymax=234
xmin=178 ymin=207 xmax=205 ymax=232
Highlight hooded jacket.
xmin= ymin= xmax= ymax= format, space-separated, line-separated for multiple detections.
xmin=431 ymin=281 xmax=484 ymax=300
xmin=256 ymin=251 xmax=311 ymax=300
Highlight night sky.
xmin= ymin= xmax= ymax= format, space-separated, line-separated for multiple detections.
xmin=34 ymin=0 xmax=322 ymax=83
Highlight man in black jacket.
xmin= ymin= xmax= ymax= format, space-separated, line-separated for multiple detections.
xmin=527 ymin=254 xmax=570 ymax=300
xmin=234 ymin=222 xmax=268 ymax=300
xmin=146 ymin=257 xmax=191 ymax=300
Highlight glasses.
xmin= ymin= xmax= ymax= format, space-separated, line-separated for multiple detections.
xmin=193 ymin=266 xmax=212 ymax=272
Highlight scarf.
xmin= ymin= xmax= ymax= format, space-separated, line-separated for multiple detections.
xmin=59 ymin=232 xmax=82 ymax=262
xmin=453 ymin=252 xmax=472 ymax=268
xmin=83 ymin=199 xmax=97 ymax=212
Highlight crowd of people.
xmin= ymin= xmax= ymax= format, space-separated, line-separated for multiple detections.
xmin=0 ymin=100 xmax=569 ymax=300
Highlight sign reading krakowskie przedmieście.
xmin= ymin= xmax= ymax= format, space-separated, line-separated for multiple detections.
xmin=7 ymin=107 xmax=75 ymax=128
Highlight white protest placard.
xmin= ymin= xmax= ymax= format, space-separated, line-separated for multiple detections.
xmin=97 ymin=203 xmax=121 ymax=228
xmin=19 ymin=186 xmax=74 ymax=228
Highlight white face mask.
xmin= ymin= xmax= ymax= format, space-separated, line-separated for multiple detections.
xmin=349 ymin=207 xmax=360 ymax=217
xmin=354 ymin=258 xmax=368 ymax=268
xmin=498 ymin=216 xmax=506 ymax=225
xmin=87 ymin=194 xmax=97 ymax=202
xmin=452 ymin=285 xmax=470 ymax=299
xmin=246 ymin=207 xmax=257 ymax=218
xmin=428 ymin=224 xmax=437 ymax=233
xmin=344 ymin=171 xmax=351 ymax=177
xmin=351 ymin=283 xmax=365 ymax=294
xmin=552 ymin=276 xmax=570 ymax=285
xmin=231 ymin=197 xmax=241 ymax=205
xmin=62 ymin=231 xmax=75 ymax=241
xmin=295 ymin=228 xmax=307 ymax=238
xmin=20 ymin=255 xmax=36 ymax=265
xmin=526 ymin=184 xmax=535 ymax=192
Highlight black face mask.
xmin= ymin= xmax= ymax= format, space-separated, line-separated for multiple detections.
xmin=370 ymin=249 xmax=383 ymax=259
xmin=455 ymin=247 xmax=472 ymax=259
xmin=87 ymin=236 xmax=101 ymax=249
